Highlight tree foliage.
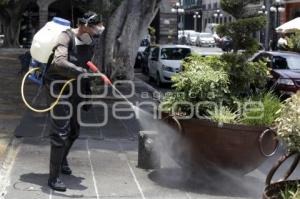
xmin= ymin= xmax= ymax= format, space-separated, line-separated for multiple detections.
xmin=218 ymin=0 xmax=266 ymax=53
xmin=217 ymin=16 xmax=266 ymax=53
xmin=220 ymin=0 xmax=261 ymax=19
xmin=74 ymin=0 xmax=123 ymax=21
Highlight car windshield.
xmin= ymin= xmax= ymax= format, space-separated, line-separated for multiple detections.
xmin=161 ymin=48 xmax=191 ymax=60
xmin=272 ymin=55 xmax=300 ymax=70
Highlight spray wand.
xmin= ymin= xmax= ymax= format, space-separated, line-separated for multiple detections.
xmin=86 ymin=61 xmax=134 ymax=108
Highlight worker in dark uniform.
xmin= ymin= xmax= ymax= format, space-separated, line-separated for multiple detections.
xmin=45 ymin=11 xmax=103 ymax=192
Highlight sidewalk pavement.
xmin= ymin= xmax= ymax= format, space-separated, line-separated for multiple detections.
xmin=0 ymin=49 xmax=28 ymax=167
xmin=0 ymin=50 xmax=299 ymax=199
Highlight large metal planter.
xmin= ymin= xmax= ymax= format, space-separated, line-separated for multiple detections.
xmin=161 ymin=112 xmax=278 ymax=175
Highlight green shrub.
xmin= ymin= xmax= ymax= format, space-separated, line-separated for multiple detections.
xmin=206 ymin=106 xmax=239 ymax=125
xmin=220 ymin=53 xmax=269 ymax=96
xmin=287 ymin=32 xmax=300 ymax=53
xmin=217 ymin=16 xmax=266 ymax=53
xmin=240 ymin=92 xmax=282 ymax=126
xmin=168 ymin=54 xmax=230 ymax=114
xmin=160 ymin=53 xmax=281 ymax=127
xmin=280 ymin=183 xmax=300 ymax=199
xmin=276 ymin=92 xmax=300 ymax=153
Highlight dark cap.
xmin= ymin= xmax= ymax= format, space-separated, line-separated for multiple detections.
xmin=78 ymin=11 xmax=101 ymax=26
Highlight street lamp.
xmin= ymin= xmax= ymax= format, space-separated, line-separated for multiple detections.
xmin=171 ymin=2 xmax=185 ymax=43
xmin=193 ymin=12 xmax=201 ymax=32
xmin=213 ymin=9 xmax=223 ymax=24
xmin=258 ymin=5 xmax=268 ymax=15
xmin=270 ymin=0 xmax=285 ymax=27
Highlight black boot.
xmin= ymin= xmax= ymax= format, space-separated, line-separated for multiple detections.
xmin=48 ymin=178 xmax=66 ymax=192
xmin=61 ymin=158 xmax=72 ymax=175
xmin=48 ymin=145 xmax=66 ymax=192
xmin=61 ymin=139 xmax=74 ymax=175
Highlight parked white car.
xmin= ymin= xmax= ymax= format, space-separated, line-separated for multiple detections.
xmin=179 ymin=30 xmax=197 ymax=45
xmin=187 ymin=32 xmax=199 ymax=46
xmin=196 ymin=32 xmax=216 ymax=47
xmin=148 ymin=45 xmax=191 ymax=86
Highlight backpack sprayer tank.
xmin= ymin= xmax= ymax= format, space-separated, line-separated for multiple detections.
xmin=29 ymin=17 xmax=71 ymax=85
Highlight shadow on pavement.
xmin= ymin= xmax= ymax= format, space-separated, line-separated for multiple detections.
xmin=148 ymin=168 xmax=263 ymax=198
xmin=19 ymin=173 xmax=87 ymax=194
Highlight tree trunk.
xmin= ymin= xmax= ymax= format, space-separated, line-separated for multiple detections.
xmin=0 ymin=0 xmax=34 ymax=48
xmin=2 ymin=14 xmax=21 ymax=47
xmin=93 ymin=0 xmax=161 ymax=81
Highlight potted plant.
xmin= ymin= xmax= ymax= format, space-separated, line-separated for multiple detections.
xmin=159 ymin=53 xmax=280 ymax=175
xmin=263 ymin=92 xmax=300 ymax=199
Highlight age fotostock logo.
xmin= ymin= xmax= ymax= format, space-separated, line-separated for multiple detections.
xmin=50 ymin=75 xmax=266 ymax=127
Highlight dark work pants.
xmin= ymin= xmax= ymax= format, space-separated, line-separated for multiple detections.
xmin=46 ymin=81 xmax=81 ymax=180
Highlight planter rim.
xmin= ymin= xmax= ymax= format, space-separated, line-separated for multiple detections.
xmin=161 ymin=111 xmax=271 ymax=132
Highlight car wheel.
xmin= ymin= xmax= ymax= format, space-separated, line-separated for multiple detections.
xmin=156 ymin=72 xmax=162 ymax=87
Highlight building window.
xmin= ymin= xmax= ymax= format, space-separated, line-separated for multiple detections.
xmin=213 ymin=2 xmax=218 ymax=9
xmin=202 ymin=4 xmax=206 ymax=10
xmin=229 ymin=16 xmax=232 ymax=22
xmin=208 ymin=3 xmax=211 ymax=10
xmin=220 ymin=17 xmax=223 ymax=24
xmin=224 ymin=17 xmax=227 ymax=23
xmin=208 ymin=18 xmax=211 ymax=23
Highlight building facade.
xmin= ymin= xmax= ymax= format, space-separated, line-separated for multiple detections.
xmin=158 ymin=0 xmax=179 ymax=44
xmin=181 ymin=0 xmax=233 ymax=32
xmin=283 ymin=0 xmax=300 ymax=22
xmin=201 ymin=0 xmax=234 ymax=32
xmin=182 ymin=0 xmax=202 ymax=31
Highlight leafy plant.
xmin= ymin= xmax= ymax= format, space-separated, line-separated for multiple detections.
xmin=217 ymin=16 xmax=266 ymax=53
xmin=287 ymin=32 xmax=300 ymax=53
xmin=206 ymin=106 xmax=239 ymax=125
xmin=160 ymin=53 xmax=281 ymax=127
xmin=240 ymin=92 xmax=282 ymax=126
xmin=217 ymin=0 xmax=266 ymax=53
xmin=220 ymin=0 xmax=261 ymax=19
xmin=220 ymin=53 xmax=269 ymax=95
xmin=169 ymin=54 xmax=230 ymax=114
xmin=280 ymin=183 xmax=300 ymax=199
xmin=160 ymin=92 xmax=193 ymax=115
xmin=276 ymin=92 xmax=300 ymax=153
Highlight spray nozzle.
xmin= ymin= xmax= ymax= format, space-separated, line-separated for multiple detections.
xmin=86 ymin=61 xmax=112 ymax=85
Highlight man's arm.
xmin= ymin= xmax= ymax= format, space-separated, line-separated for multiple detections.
xmin=52 ymin=32 xmax=86 ymax=79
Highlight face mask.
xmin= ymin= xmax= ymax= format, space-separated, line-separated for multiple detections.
xmin=90 ymin=25 xmax=105 ymax=38
xmin=76 ymin=33 xmax=93 ymax=45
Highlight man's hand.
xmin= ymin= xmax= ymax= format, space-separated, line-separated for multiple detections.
xmin=79 ymin=67 xmax=88 ymax=74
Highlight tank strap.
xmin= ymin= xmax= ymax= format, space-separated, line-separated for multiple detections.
xmin=64 ymin=29 xmax=76 ymax=54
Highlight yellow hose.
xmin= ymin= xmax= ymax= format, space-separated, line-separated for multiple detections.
xmin=21 ymin=68 xmax=75 ymax=113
